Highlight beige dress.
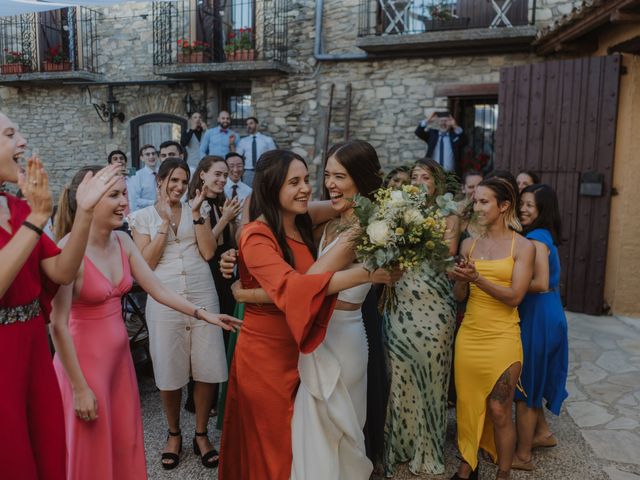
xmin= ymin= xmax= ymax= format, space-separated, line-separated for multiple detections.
xmin=129 ymin=204 xmax=227 ymax=390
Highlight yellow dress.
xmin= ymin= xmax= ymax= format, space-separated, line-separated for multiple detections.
xmin=454 ymin=232 xmax=522 ymax=470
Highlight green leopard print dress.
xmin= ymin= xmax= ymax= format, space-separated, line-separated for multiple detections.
xmin=382 ymin=261 xmax=456 ymax=476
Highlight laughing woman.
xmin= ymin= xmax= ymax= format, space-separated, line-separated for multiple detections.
xmin=513 ymin=184 xmax=568 ymax=471
xmin=129 ymin=158 xmax=228 ymax=470
xmin=0 ymin=112 xmax=120 ymax=480
xmin=50 ymin=167 xmax=240 ymax=480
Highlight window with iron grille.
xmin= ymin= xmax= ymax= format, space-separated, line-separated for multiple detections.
xmin=450 ymin=97 xmax=499 ymax=174
xmin=221 ymin=87 xmax=253 ymax=128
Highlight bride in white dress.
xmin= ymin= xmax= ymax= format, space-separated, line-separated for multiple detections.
xmin=290 ymin=222 xmax=373 ymax=480
xmin=289 ymin=140 xmax=391 ymax=480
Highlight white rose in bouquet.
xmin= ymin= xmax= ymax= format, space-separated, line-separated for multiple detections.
xmin=389 ymin=190 xmax=405 ymax=206
xmin=403 ymin=208 xmax=424 ymax=225
xmin=367 ymin=220 xmax=391 ymax=246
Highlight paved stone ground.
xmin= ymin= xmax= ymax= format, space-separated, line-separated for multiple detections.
xmin=138 ymin=312 xmax=640 ymax=479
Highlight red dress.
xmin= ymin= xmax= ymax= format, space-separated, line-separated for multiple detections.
xmin=219 ymin=221 xmax=337 ymax=480
xmin=0 ymin=193 xmax=66 ymax=480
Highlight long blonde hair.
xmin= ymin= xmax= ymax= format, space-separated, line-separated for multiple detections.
xmin=54 ymin=166 xmax=102 ymax=241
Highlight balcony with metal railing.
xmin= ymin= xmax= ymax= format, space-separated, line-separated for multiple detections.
xmin=152 ymin=0 xmax=290 ymax=78
xmin=356 ymin=0 xmax=538 ymax=56
xmin=0 ymin=7 xmax=102 ymax=84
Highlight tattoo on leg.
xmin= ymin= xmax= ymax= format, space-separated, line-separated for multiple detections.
xmin=490 ymin=370 xmax=512 ymax=403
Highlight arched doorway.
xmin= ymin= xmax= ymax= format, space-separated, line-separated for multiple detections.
xmin=130 ymin=113 xmax=187 ymax=169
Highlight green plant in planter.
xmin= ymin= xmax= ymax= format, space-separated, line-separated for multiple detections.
xmin=3 ymin=48 xmax=29 ymax=65
xmin=428 ymin=1 xmax=454 ymax=21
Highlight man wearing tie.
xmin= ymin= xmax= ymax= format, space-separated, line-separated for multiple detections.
xmin=224 ymin=152 xmax=252 ymax=202
xmin=200 ymin=110 xmax=237 ymax=158
xmin=414 ymin=112 xmax=463 ymax=177
xmin=236 ymin=117 xmax=277 ymax=187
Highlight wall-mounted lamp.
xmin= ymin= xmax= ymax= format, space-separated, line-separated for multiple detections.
xmin=93 ymin=86 xmax=125 ymax=138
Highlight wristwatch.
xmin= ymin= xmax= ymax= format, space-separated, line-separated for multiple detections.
xmin=193 ymin=216 xmax=205 ymax=225
xmin=194 ymin=306 xmax=207 ymax=319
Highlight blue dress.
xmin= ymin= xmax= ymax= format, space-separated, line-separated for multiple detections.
xmin=515 ymin=228 xmax=568 ymax=415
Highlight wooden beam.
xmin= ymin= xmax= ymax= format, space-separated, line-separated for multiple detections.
xmin=434 ymin=83 xmax=499 ymax=97
xmin=608 ymin=34 xmax=640 ymax=54
xmin=535 ymin=0 xmax=640 ymax=56
xmin=554 ymin=37 xmax=599 ymax=55
xmin=610 ymin=10 xmax=640 ymax=23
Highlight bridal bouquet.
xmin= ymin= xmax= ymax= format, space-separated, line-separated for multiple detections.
xmin=350 ymin=185 xmax=456 ymax=311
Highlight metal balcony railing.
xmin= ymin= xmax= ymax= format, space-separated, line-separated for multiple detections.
xmin=0 ymin=7 xmax=99 ymax=75
xmin=152 ymin=0 xmax=289 ymax=67
xmin=358 ymin=0 xmax=536 ymax=36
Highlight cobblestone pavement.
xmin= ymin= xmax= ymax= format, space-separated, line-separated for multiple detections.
xmin=139 ymin=312 xmax=640 ymax=479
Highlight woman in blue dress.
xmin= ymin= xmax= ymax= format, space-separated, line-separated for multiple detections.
xmin=513 ymin=183 xmax=568 ymax=471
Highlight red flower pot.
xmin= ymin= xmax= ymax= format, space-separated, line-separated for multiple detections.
xmin=1 ymin=63 xmax=30 ymax=74
xmin=177 ymin=52 xmax=205 ymax=64
xmin=42 ymin=61 xmax=71 ymax=72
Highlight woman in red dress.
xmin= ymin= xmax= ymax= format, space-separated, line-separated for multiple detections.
xmin=0 ymin=112 xmax=121 ymax=479
xmin=213 ymin=150 xmax=397 ymax=480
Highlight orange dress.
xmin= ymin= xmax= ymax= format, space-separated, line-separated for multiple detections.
xmin=218 ymin=221 xmax=337 ymax=480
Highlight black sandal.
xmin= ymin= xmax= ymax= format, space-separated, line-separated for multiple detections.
xmin=161 ymin=429 xmax=182 ymax=470
xmin=193 ymin=430 xmax=220 ymax=469
xmin=450 ymin=461 xmax=479 ymax=480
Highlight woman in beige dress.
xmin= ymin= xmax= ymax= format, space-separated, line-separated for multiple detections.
xmin=129 ymin=158 xmax=226 ymax=470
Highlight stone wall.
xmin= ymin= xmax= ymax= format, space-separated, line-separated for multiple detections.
xmin=0 ymin=0 xmax=567 ymax=194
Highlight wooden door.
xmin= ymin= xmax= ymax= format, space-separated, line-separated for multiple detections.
xmin=495 ymin=55 xmax=621 ymax=314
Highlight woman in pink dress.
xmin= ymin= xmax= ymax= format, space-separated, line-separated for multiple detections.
xmin=50 ymin=167 xmax=241 ymax=480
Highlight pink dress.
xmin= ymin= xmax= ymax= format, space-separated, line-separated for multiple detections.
xmin=53 ymin=238 xmax=147 ymax=480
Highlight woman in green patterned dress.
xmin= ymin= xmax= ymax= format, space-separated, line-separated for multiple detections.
xmin=383 ymin=158 xmax=459 ymax=476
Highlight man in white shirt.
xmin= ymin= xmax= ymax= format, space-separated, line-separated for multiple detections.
xmin=224 ymin=152 xmax=252 ymax=202
xmin=236 ymin=117 xmax=276 ymax=187
xmin=128 ymin=144 xmax=158 ymax=212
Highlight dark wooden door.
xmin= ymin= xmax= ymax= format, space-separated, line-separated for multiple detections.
xmin=495 ymin=55 xmax=621 ymax=314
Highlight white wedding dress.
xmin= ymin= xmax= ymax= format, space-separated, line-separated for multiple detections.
xmin=290 ymin=228 xmax=373 ymax=480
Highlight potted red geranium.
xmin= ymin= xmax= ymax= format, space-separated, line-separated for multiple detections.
xmin=42 ymin=45 xmax=71 ymax=72
xmin=177 ymin=39 xmax=209 ymax=64
xmin=1 ymin=48 xmax=30 ymax=74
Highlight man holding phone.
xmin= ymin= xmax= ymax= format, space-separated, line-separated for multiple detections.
xmin=415 ymin=111 xmax=464 ymax=176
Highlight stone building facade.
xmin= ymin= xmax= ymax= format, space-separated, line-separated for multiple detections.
xmin=0 ymin=0 xmax=577 ymax=191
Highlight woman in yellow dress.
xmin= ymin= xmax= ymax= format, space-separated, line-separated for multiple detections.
xmin=450 ymin=177 xmax=535 ymax=480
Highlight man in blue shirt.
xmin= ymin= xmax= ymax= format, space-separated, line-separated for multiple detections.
xmin=200 ymin=110 xmax=237 ymax=158
xmin=127 ymin=144 xmax=158 ymax=212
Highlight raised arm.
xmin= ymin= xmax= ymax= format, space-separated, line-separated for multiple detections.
xmin=191 ymin=190 xmax=217 ymax=261
xmin=130 ymin=203 xmax=170 ymax=270
xmin=41 ymin=164 xmax=122 ymax=285
xmin=0 ymin=159 xmax=53 ymax=296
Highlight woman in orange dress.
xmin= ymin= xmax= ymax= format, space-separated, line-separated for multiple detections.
xmin=214 ymin=150 xmax=397 ymax=480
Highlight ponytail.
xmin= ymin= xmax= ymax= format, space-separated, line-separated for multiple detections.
xmin=53 ymin=165 xmax=103 ymax=241
xmin=54 ymin=185 xmax=73 ymax=241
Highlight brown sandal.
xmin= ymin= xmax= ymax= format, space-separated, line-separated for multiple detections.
xmin=532 ymin=434 xmax=558 ymax=449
